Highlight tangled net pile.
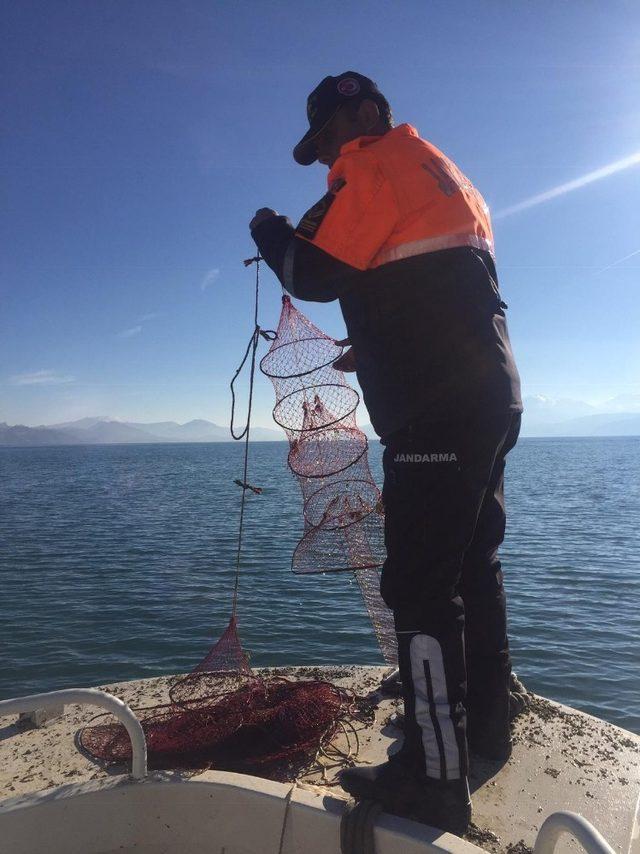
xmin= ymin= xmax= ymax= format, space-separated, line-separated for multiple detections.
xmin=79 ymin=615 xmax=365 ymax=780
xmin=260 ymin=296 xmax=396 ymax=665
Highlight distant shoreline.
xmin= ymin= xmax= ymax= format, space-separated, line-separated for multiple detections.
xmin=4 ymin=405 xmax=640 ymax=446
xmin=1 ymin=433 xmax=639 ymax=449
xmin=0 ymin=438 xmax=289 ymax=448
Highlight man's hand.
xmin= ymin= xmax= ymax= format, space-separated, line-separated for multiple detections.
xmin=332 ymin=338 xmax=357 ymax=373
xmin=250 ymin=208 xmax=278 ymax=231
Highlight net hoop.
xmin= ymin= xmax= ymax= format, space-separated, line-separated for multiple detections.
xmin=259 ymin=336 xmax=343 ymax=379
xmin=291 ymin=539 xmax=384 ymax=574
xmin=272 ymin=384 xmax=360 ymax=433
xmin=288 ymin=432 xmax=367 ymax=479
xmin=302 ymin=477 xmax=381 ymax=529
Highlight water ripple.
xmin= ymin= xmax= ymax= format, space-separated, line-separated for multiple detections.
xmin=1 ymin=437 xmax=638 ymax=733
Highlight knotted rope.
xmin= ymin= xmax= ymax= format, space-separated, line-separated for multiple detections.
xmin=228 ymin=255 xmax=276 ymax=611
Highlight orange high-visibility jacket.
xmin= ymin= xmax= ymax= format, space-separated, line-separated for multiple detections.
xmin=252 ymin=124 xmax=521 ymax=439
xmin=296 ymin=124 xmax=493 ymax=271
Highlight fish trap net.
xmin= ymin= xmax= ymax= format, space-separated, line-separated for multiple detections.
xmin=260 ymin=296 xmax=396 ymax=665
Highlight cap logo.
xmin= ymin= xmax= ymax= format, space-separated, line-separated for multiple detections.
xmin=307 ymin=95 xmax=318 ymax=120
xmin=337 ymin=77 xmax=360 ymax=97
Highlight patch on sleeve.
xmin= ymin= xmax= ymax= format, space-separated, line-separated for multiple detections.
xmin=296 ymin=179 xmax=346 ymax=240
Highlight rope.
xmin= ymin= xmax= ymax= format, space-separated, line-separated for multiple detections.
xmin=340 ymin=799 xmax=383 ymax=854
xmin=234 ymin=479 xmax=262 ymax=495
xmin=228 ymin=256 xmax=276 ymax=613
xmin=277 ymin=784 xmax=296 ymax=854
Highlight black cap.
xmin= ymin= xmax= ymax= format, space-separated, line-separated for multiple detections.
xmin=293 ymin=71 xmax=383 ymax=166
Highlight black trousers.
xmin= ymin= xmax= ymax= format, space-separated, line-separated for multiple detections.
xmin=380 ymin=412 xmax=521 ymax=781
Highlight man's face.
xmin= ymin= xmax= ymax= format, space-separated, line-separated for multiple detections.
xmin=315 ymin=105 xmax=364 ymax=168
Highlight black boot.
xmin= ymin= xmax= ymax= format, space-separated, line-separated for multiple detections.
xmin=467 ymin=671 xmax=528 ymax=759
xmin=340 ymin=755 xmax=471 ymax=836
xmin=467 ymin=718 xmax=512 ymax=761
xmin=466 ymin=676 xmax=512 ymax=761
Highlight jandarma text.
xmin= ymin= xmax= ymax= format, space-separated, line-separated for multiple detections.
xmin=393 ymin=452 xmax=458 ymax=463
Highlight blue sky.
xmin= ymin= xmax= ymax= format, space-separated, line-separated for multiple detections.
xmin=2 ymin=0 xmax=639 ymax=428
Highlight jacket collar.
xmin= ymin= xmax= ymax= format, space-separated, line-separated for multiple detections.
xmin=327 ymin=124 xmax=418 ymax=186
xmin=338 ymin=123 xmax=418 ymax=156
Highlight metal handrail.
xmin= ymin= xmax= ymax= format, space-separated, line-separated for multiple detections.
xmin=534 ymin=811 xmax=616 ymax=854
xmin=0 ymin=688 xmax=147 ymax=779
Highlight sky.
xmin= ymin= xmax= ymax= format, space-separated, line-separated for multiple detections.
xmin=2 ymin=0 xmax=639 ymax=429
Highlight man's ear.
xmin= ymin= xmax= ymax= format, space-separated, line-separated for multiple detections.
xmin=357 ymin=99 xmax=381 ymax=132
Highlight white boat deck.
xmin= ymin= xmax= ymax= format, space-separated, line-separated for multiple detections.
xmin=1 ymin=666 xmax=638 ymax=853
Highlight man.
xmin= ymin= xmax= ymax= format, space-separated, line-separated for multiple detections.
xmin=250 ymin=72 xmax=522 ymax=836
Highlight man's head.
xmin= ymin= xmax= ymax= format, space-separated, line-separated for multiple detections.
xmin=293 ymin=72 xmax=393 ymax=169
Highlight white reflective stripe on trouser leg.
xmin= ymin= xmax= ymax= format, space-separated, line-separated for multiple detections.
xmin=409 ymin=634 xmax=461 ymax=780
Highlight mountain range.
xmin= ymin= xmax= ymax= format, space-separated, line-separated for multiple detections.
xmin=1 ymin=394 xmax=639 ymax=446
xmin=518 ymin=394 xmax=640 ymax=437
xmin=0 ymin=417 xmax=284 ymax=447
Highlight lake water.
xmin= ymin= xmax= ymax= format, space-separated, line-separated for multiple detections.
xmin=1 ymin=437 xmax=638 ymax=733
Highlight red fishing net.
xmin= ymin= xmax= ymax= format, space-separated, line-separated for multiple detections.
xmin=260 ymin=296 xmax=397 ymax=665
xmin=78 ymin=284 xmax=392 ymax=780
xmin=79 ymin=613 xmax=361 ymax=780
xmin=190 ymin=613 xmax=251 ymax=674
xmin=80 ymin=677 xmax=353 ymax=778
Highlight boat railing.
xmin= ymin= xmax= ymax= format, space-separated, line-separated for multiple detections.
xmin=534 ymin=811 xmax=616 ymax=854
xmin=0 ymin=688 xmax=147 ymax=779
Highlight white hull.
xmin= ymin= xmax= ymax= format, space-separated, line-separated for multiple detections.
xmin=0 ymin=770 xmax=481 ymax=854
